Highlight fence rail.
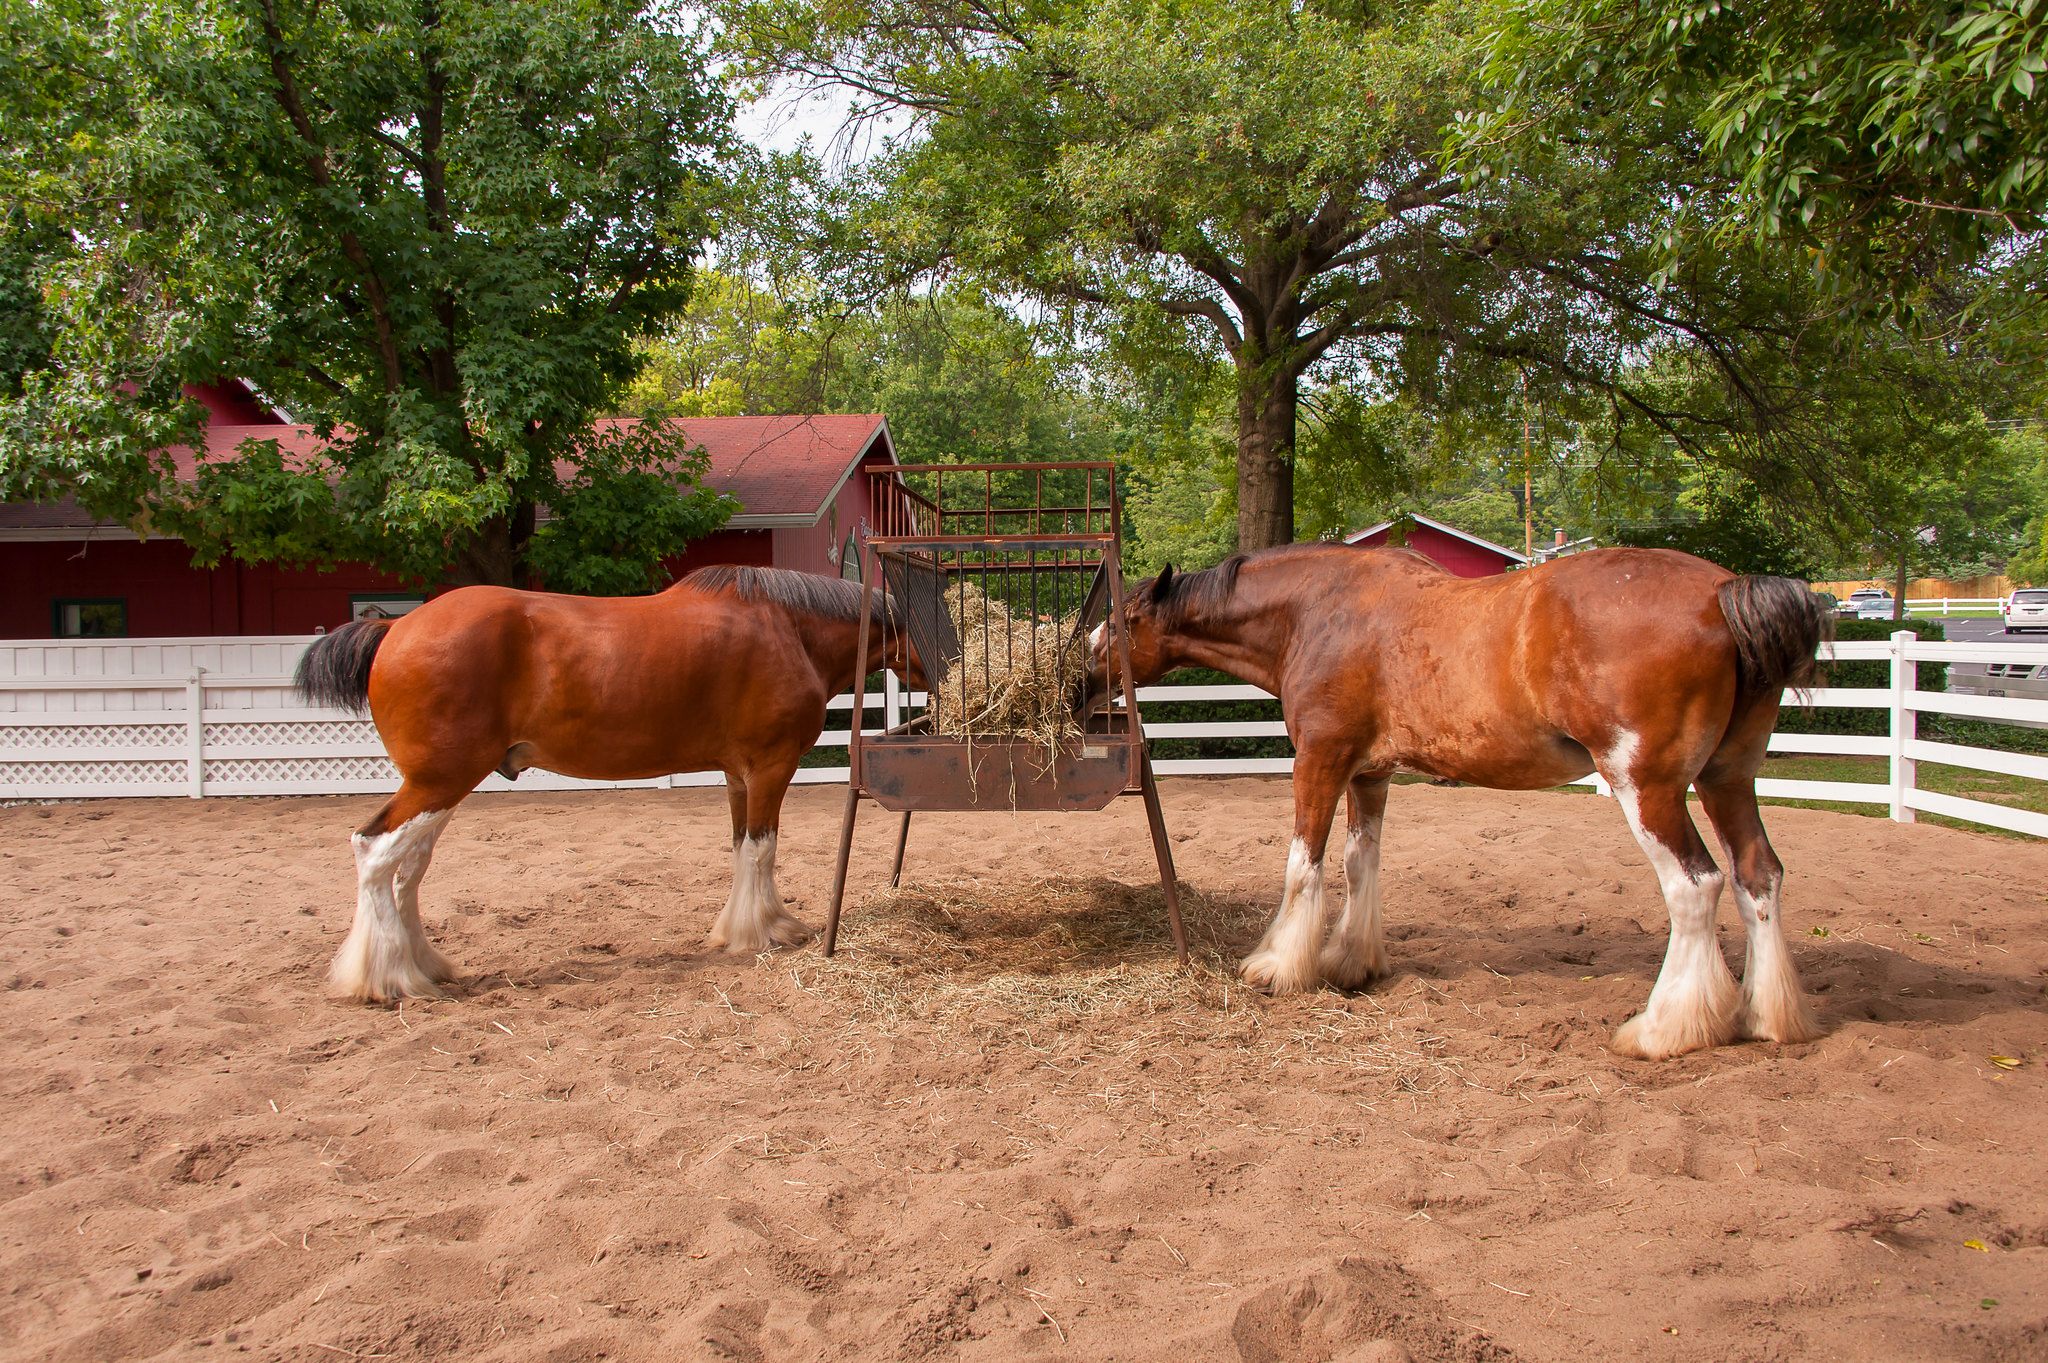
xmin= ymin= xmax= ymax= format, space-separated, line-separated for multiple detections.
xmin=1899 ymin=598 xmax=2003 ymax=616
xmin=3 ymin=632 xmax=2043 ymax=839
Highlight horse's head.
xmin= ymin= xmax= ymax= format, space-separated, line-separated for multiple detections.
xmin=864 ymin=591 xmax=930 ymax=691
xmin=1085 ymin=564 xmax=1180 ymax=705
xmin=883 ymin=627 xmax=929 ymax=692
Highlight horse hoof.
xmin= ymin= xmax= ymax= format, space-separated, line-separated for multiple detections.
xmin=330 ymin=974 xmax=450 ymax=1006
xmin=1318 ymin=945 xmax=1386 ymax=991
xmin=417 ymin=949 xmax=461 ymax=986
xmin=1241 ymin=951 xmax=1317 ymax=995
xmin=767 ymin=915 xmax=814 ymax=948
xmin=1737 ymin=990 xmax=1823 ymax=1045
xmin=708 ymin=921 xmax=812 ymax=954
xmin=1610 ymin=1008 xmax=1735 ymax=1060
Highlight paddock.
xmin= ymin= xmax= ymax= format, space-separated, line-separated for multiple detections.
xmin=3 ymin=780 xmax=2044 ymax=1362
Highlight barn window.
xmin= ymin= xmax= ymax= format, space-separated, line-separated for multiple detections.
xmin=349 ymin=594 xmax=426 ymax=622
xmin=54 ymin=599 xmax=126 ymax=638
xmin=840 ymin=533 xmax=862 ymax=582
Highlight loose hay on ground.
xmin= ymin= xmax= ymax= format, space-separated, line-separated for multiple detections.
xmin=792 ymin=876 xmax=1469 ymax=1093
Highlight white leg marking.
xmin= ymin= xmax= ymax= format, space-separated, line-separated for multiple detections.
xmin=1730 ymin=873 xmax=1819 ymax=1043
xmin=392 ymin=813 xmax=456 ymax=984
xmin=707 ymin=832 xmax=811 ymax=953
xmin=706 ymin=838 xmax=751 ymax=950
xmin=331 ymin=810 xmax=454 ymax=1004
xmin=1609 ymin=774 xmax=1740 ymax=1060
xmin=1321 ymin=818 xmax=1386 ymax=988
xmin=1242 ymin=837 xmax=1326 ymax=994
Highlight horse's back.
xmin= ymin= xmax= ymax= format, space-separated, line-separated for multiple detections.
xmin=364 ymin=584 xmax=821 ymax=781
xmin=1328 ymin=546 xmax=1747 ymax=783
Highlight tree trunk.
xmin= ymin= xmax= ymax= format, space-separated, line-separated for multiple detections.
xmin=1894 ymin=551 xmax=1909 ymax=622
xmin=1235 ymin=366 xmax=1296 ymax=551
xmin=444 ymin=505 xmax=534 ymax=589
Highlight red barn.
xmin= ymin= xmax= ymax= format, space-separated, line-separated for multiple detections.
xmin=1342 ymin=514 xmax=1528 ymax=577
xmin=1 ymin=382 xmax=902 ymax=638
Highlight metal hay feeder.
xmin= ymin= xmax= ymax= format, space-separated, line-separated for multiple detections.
xmin=823 ymin=461 xmax=1188 ymax=963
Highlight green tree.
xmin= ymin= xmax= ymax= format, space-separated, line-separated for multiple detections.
xmin=720 ymin=0 xmax=1811 ymax=552
xmin=2 ymin=0 xmax=736 ymax=591
xmin=1473 ymin=0 xmax=2048 ymax=296
xmin=624 ymin=272 xmax=832 ymax=418
xmin=2005 ymin=427 xmax=2048 ymax=585
xmin=1613 ymin=471 xmax=1820 ymax=578
xmin=629 ymin=277 xmax=1139 ymax=464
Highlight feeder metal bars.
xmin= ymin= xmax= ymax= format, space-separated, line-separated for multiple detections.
xmin=823 ymin=461 xmax=1188 ymax=963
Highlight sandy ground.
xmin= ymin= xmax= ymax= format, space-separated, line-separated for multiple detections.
xmin=3 ymin=778 xmax=2046 ymax=1363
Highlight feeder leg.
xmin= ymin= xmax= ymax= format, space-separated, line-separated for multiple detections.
xmin=890 ymin=810 xmax=912 ymax=888
xmin=1139 ymin=752 xmax=1189 ymax=965
xmin=824 ymin=786 xmax=861 ymax=956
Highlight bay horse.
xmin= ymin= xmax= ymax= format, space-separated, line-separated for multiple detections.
xmin=1091 ymin=543 xmax=1832 ymax=1060
xmin=294 ymin=566 xmax=922 ymax=1005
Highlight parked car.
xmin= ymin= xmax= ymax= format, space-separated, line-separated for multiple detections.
xmin=1853 ymin=592 xmax=1897 ymax=620
xmin=1837 ymin=588 xmax=1891 ymax=618
xmin=2004 ymin=587 xmax=2048 ymax=634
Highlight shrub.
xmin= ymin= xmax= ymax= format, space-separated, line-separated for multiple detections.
xmin=1775 ymin=618 xmax=1945 ymax=740
xmin=1140 ymin=666 xmax=1292 ymax=763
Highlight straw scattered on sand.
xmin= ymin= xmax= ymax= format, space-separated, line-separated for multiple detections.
xmin=791 ymin=875 xmax=1469 ymax=1095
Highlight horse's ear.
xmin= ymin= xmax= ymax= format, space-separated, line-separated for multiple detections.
xmin=1153 ymin=563 xmax=1176 ymax=598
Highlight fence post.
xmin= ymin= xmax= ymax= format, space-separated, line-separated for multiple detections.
xmin=186 ymin=668 xmax=206 ymax=799
xmin=884 ymin=670 xmax=901 ymax=733
xmin=1888 ymin=630 xmax=1916 ymax=824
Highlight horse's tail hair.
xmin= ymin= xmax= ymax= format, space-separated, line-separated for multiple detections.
xmin=294 ymin=620 xmax=392 ymax=714
xmin=1718 ymin=575 xmax=1832 ymax=702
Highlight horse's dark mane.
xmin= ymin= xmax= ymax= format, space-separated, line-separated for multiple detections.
xmin=1158 ymin=542 xmax=1360 ymax=619
xmin=685 ymin=565 xmax=892 ymax=624
xmin=1160 ymin=554 xmax=1246 ymax=620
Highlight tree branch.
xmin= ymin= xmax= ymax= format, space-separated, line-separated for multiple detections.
xmin=1158 ymin=294 xmax=1243 ymax=354
xmin=256 ymin=0 xmax=404 ymax=394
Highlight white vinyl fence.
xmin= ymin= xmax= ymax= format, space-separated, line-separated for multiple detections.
xmin=3 ymin=632 xmax=2045 ymax=839
xmin=1900 ymin=598 xmax=2002 ymax=616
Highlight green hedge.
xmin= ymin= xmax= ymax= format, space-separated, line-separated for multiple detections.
xmin=1774 ymin=618 xmax=1945 ymax=739
xmin=1141 ymin=666 xmax=1293 ymax=763
xmin=1746 ymin=618 xmax=2048 ymax=757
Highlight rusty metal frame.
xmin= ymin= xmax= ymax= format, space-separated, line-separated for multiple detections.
xmin=824 ymin=461 xmax=1187 ymax=964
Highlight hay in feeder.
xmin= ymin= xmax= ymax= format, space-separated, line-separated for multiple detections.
xmin=929 ymin=579 xmax=1089 ymax=750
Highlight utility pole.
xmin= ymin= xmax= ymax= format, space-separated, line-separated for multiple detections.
xmin=1521 ymin=371 xmax=1533 ymax=561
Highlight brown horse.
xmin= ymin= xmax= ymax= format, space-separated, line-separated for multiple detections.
xmin=294 ymin=566 xmax=921 ymax=1005
xmin=1091 ymin=543 xmax=1831 ymax=1060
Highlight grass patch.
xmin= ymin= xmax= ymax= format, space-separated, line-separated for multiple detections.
xmin=1755 ymin=753 xmax=2045 ymax=837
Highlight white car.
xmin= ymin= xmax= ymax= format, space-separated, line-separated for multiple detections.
xmin=1853 ymin=592 xmax=1897 ymax=620
xmin=1837 ymin=588 xmax=1890 ymax=618
xmin=2004 ymin=588 xmax=2048 ymax=634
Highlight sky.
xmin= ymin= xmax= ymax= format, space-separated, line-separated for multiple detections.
xmin=732 ymin=79 xmax=899 ymax=166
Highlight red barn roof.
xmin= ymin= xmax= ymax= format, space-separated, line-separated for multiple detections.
xmin=601 ymin=415 xmax=893 ymax=527
xmin=1343 ymin=513 xmax=1527 ymax=578
xmin=0 ymin=412 xmax=894 ymax=535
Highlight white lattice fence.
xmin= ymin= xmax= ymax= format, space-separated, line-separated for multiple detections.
xmin=0 ymin=636 xmax=863 ymax=798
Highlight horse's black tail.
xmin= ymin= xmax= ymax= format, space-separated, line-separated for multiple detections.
xmin=294 ymin=620 xmax=392 ymax=714
xmin=1718 ymin=575 xmax=1833 ymax=702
